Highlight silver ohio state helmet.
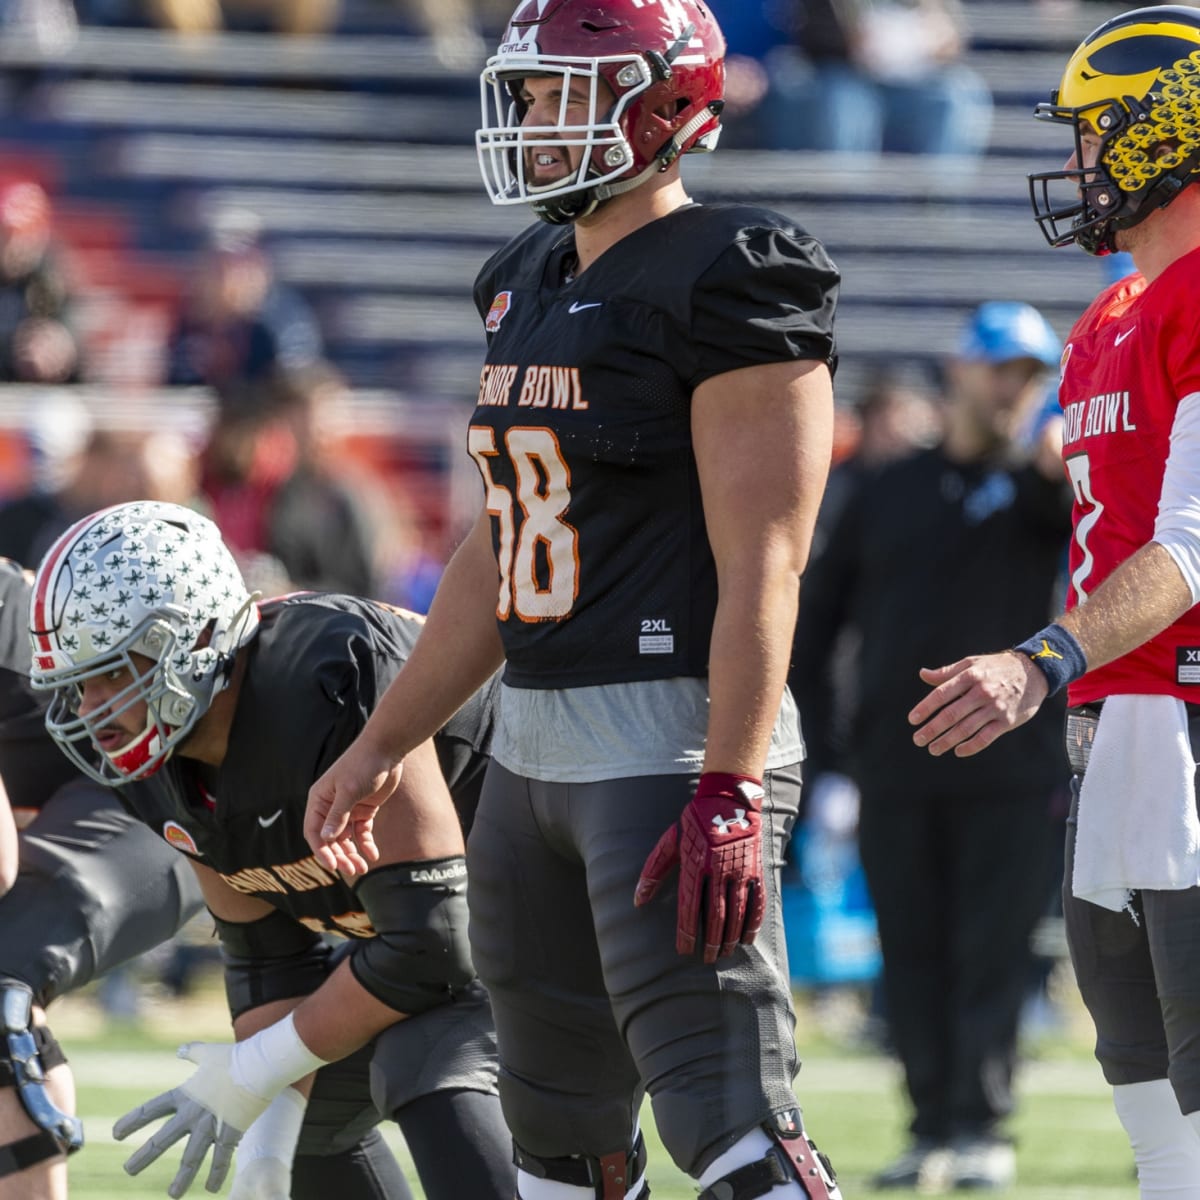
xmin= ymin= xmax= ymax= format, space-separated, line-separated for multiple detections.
xmin=28 ymin=501 xmax=259 ymax=784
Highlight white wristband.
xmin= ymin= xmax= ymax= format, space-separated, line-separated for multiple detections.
xmin=232 ymin=1013 xmax=327 ymax=1098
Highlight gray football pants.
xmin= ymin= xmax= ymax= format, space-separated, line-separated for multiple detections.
xmin=466 ymin=762 xmax=804 ymax=1179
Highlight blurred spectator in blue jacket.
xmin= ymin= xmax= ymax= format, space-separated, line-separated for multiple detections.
xmin=761 ymin=0 xmax=993 ymax=158
xmin=165 ymin=209 xmax=323 ymax=388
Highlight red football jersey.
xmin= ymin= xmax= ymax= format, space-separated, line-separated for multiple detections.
xmin=1060 ymin=245 xmax=1200 ymax=705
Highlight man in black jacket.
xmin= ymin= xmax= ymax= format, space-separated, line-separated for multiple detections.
xmin=792 ymin=302 xmax=1072 ymax=1191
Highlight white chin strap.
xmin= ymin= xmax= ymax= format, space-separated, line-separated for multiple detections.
xmin=582 ymin=105 xmax=720 ymax=212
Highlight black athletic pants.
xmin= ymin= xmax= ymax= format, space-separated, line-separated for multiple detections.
xmin=857 ymin=781 xmax=1057 ymax=1141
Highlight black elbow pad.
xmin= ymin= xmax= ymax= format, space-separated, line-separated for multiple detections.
xmin=349 ymin=856 xmax=476 ymax=1015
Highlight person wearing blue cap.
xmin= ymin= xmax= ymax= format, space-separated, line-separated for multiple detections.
xmin=792 ymin=300 xmax=1072 ymax=1190
xmin=912 ymin=8 xmax=1200 ymax=1194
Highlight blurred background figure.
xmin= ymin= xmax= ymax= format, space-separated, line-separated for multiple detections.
xmin=394 ymin=0 xmax=486 ymax=67
xmin=165 ymin=209 xmax=323 ymax=389
xmin=0 ymin=419 xmax=199 ymax=565
xmin=143 ymin=0 xmax=339 ymax=35
xmin=792 ymin=301 xmax=1072 ymax=1192
xmin=761 ymin=0 xmax=993 ymax=157
xmin=0 ymin=179 xmax=83 ymax=385
xmin=200 ymin=365 xmax=382 ymax=597
xmin=813 ymin=364 xmax=942 ymax=560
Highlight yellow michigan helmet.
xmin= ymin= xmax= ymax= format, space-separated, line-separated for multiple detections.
xmin=1029 ymin=5 xmax=1200 ymax=254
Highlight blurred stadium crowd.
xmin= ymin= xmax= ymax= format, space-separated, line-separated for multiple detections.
xmin=0 ymin=0 xmax=1140 ymax=1000
xmin=0 ymin=0 xmax=1132 ymax=600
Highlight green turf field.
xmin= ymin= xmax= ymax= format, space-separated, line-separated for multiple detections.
xmin=57 ymin=981 xmax=1139 ymax=1199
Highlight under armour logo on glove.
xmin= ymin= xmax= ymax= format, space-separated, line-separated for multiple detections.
xmin=711 ymin=809 xmax=751 ymax=835
xmin=634 ymin=772 xmax=766 ymax=963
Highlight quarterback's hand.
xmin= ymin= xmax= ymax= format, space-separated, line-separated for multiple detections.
xmin=305 ymin=742 xmax=404 ymax=876
xmin=634 ymin=772 xmax=766 ymax=963
xmin=229 ymin=1087 xmax=307 ymax=1200
xmin=909 ymin=651 xmax=1048 ymax=758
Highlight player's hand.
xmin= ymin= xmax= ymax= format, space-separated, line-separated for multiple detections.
xmin=908 ymin=650 xmax=1048 ymax=757
xmin=114 ymin=1012 xmax=324 ymax=1199
xmin=305 ymin=742 xmax=404 ymax=876
xmin=229 ymin=1087 xmax=307 ymax=1200
xmin=634 ymin=772 xmax=766 ymax=963
xmin=114 ymin=1042 xmax=269 ymax=1197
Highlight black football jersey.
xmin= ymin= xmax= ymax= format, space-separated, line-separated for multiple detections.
xmin=471 ymin=203 xmax=838 ymax=688
xmin=118 ymin=594 xmax=496 ymax=938
xmin=0 ymin=558 xmax=79 ymax=811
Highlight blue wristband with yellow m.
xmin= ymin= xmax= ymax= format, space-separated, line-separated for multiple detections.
xmin=1014 ymin=623 xmax=1087 ymax=695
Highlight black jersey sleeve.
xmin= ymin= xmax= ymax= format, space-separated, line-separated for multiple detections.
xmin=252 ymin=595 xmax=495 ymax=810
xmin=686 ymin=222 xmax=839 ymax=388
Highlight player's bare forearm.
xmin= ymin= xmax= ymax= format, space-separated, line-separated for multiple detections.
xmin=705 ymin=557 xmax=801 ymax=775
xmin=359 ymin=510 xmax=505 ymax=764
xmin=1059 ymin=540 xmax=1194 ymax=669
xmin=289 ymin=959 xmax=403 ymax=1064
xmin=910 ymin=544 xmax=1196 ymax=758
xmin=694 ymin=358 xmax=832 ymax=775
xmin=305 ymin=512 xmax=504 ymax=868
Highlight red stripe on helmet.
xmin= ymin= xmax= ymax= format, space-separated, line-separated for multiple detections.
xmin=30 ymin=509 xmax=108 ymax=651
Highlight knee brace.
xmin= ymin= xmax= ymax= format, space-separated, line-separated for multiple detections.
xmin=1114 ymin=1080 xmax=1200 ymax=1196
xmin=698 ymin=1112 xmax=840 ymax=1200
xmin=0 ymin=983 xmax=82 ymax=1177
xmin=350 ymin=858 xmax=475 ymax=1015
xmin=514 ymin=1129 xmax=647 ymax=1200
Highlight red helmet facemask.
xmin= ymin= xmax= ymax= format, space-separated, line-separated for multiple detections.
xmin=476 ymin=0 xmax=726 ymax=225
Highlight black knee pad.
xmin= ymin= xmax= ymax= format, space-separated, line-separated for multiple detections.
xmin=350 ymin=858 xmax=475 ymax=1015
xmin=697 ymin=1112 xmax=839 ymax=1200
xmin=514 ymin=1129 xmax=647 ymax=1200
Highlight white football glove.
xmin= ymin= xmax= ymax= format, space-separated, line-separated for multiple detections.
xmin=113 ymin=1014 xmax=325 ymax=1198
xmin=229 ymin=1087 xmax=307 ymax=1200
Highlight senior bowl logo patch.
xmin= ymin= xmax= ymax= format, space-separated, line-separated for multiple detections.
xmin=163 ymin=820 xmax=200 ymax=856
xmin=485 ymin=291 xmax=513 ymax=333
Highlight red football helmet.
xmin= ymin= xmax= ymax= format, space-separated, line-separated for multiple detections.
xmin=476 ymin=0 xmax=726 ymax=224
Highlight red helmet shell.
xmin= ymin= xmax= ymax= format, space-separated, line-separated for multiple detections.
xmin=478 ymin=0 xmax=725 ymax=221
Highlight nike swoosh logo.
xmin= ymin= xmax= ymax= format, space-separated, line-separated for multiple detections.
xmin=1114 ymin=327 xmax=1136 ymax=346
xmin=258 ymin=810 xmax=284 ymax=828
xmin=568 ymin=301 xmax=603 ymax=313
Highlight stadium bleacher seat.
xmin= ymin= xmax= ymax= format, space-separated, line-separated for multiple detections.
xmin=0 ymin=1 xmax=1130 ymax=405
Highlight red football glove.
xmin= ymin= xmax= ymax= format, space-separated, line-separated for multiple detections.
xmin=634 ymin=772 xmax=766 ymax=963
